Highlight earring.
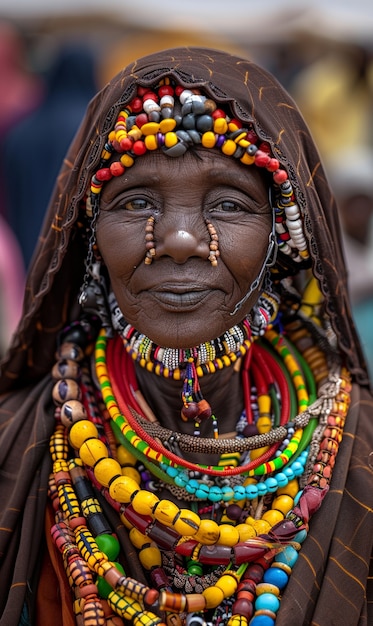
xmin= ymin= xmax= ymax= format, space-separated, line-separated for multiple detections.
xmin=206 ymin=220 xmax=219 ymax=267
xmin=250 ymin=273 xmax=280 ymax=337
xmin=144 ymin=216 xmax=156 ymax=265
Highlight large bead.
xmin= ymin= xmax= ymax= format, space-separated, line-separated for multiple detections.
xmin=52 ymin=359 xmax=80 ymax=380
xmin=131 ymin=490 xmax=159 ymax=516
xmin=69 ymin=420 xmax=98 ymax=449
xmin=52 ymin=379 xmax=81 ymax=405
xmin=108 ymin=474 xmax=139 ymax=501
xmin=60 ymin=400 xmax=87 ymax=427
xmin=80 ymin=439 xmax=108 ymax=467
xmin=93 ymin=458 xmax=121 ymax=488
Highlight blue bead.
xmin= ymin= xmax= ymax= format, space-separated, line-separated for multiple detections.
xmin=291 ymin=461 xmax=304 ymax=476
xmin=284 ymin=467 xmax=294 ymax=480
xmin=221 ymin=485 xmax=235 ymax=501
xmin=294 ymin=529 xmax=308 ymax=544
xmin=185 ymin=478 xmax=199 ymax=494
xmin=195 ymin=484 xmax=210 ymax=499
xmin=275 ymin=472 xmax=288 ymax=488
xmin=264 ymin=477 xmax=278 ymax=493
xmin=250 ymin=614 xmax=275 ymax=625
xmin=255 ymin=592 xmax=280 ymax=613
xmin=256 ymin=482 xmax=268 ymax=496
xmin=208 ymin=486 xmax=223 ymax=502
xmin=275 ymin=545 xmax=299 ymax=568
xmin=166 ymin=466 xmax=179 ymax=478
xmin=233 ymin=485 xmax=246 ymax=501
xmin=174 ymin=473 xmax=188 ymax=488
xmin=245 ymin=483 xmax=259 ymax=499
xmin=294 ymin=489 xmax=302 ymax=506
xmin=263 ymin=566 xmax=289 ymax=590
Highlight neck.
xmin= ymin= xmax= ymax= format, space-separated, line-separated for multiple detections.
xmin=134 ymin=359 xmax=244 ymax=438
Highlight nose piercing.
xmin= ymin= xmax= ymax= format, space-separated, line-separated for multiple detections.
xmin=144 ymin=216 xmax=156 ymax=265
xmin=206 ymin=220 xmax=219 ymax=267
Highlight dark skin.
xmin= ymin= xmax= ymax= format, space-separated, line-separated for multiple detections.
xmin=97 ymin=148 xmax=272 ymax=444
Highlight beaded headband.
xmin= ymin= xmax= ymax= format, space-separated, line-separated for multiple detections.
xmin=86 ymin=77 xmax=310 ymax=266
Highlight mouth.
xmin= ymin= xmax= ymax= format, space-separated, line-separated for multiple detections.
xmin=147 ymin=285 xmax=212 ymax=310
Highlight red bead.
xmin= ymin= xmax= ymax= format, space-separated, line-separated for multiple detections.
xmin=175 ymin=539 xmax=198 ymax=557
xmin=246 ymin=130 xmax=258 ymax=143
xmin=158 ymin=85 xmax=174 ymax=97
xmin=110 ymin=162 xmax=125 ymax=177
xmin=95 ymin=168 xmax=112 ymax=181
xmin=123 ymin=505 xmax=152 ymax=533
xmin=142 ymin=91 xmax=158 ymax=102
xmin=273 ymin=169 xmax=288 ymax=184
xmin=175 ymin=86 xmax=184 ymax=97
xmin=244 ymin=563 xmax=265 ymax=583
xmin=212 ymin=108 xmax=226 ymax=119
xmin=181 ymin=402 xmax=200 ymax=421
xmin=230 ymin=118 xmax=242 ymax=128
xmin=120 ymin=137 xmax=133 ymax=151
xmin=137 ymin=87 xmax=148 ymax=96
xmin=199 ymin=544 xmax=232 ymax=565
xmin=197 ymin=399 xmax=212 ymax=420
xmin=129 ymin=97 xmax=143 ymax=112
xmin=132 ymin=140 xmax=147 ymax=156
xmin=232 ymin=598 xmax=254 ymax=619
xmin=135 ymin=113 xmax=148 ymax=128
xmin=254 ymin=150 xmax=271 ymax=167
xmin=233 ymin=543 xmax=268 ymax=565
xmin=259 ymin=142 xmax=271 ymax=153
xmin=267 ymin=158 xmax=280 ymax=172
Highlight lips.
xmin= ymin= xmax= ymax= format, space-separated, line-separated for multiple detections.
xmin=152 ymin=289 xmax=211 ymax=308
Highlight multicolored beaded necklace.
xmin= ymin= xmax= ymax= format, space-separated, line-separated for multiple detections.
xmin=48 ymin=297 xmax=351 ymax=626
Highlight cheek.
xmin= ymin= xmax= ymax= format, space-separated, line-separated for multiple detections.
xmin=219 ymin=218 xmax=272 ymax=283
xmin=96 ymin=217 xmax=145 ymax=277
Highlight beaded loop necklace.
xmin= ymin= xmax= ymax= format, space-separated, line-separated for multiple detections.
xmin=48 ymin=301 xmax=351 ymax=626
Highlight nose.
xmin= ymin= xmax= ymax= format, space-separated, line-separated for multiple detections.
xmin=155 ymin=226 xmax=210 ymax=264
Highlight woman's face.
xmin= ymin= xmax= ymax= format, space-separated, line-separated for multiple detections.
xmin=97 ymin=148 xmax=272 ymax=348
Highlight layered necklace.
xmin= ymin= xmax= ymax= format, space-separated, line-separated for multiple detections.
xmin=48 ymin=305 xmax=351 ymax=626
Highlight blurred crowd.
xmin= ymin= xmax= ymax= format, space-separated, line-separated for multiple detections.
xmin=0 ymin=15 xmax=372 ymax=377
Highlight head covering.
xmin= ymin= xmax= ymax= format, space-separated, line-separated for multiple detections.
xmin=0 ymin=46 xmax=369 ymax=393
xmin=0 ymin=47 xmax=372 ymax=626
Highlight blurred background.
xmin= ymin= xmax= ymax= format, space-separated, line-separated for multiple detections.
xmin=0 ymin=0 xmax=372 ymax=375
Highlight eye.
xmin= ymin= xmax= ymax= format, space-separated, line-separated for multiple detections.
xmin=123 ymin=197 xmax=153 ymax=211
xmin=209 ymin=199 xmax=247 ymax=215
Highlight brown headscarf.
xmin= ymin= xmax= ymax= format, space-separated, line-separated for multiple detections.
xmin=0 ymin=47 xmax=372 ymax=626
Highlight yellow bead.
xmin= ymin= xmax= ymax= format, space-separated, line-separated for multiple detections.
xmin=250 ymin=446 xmax=269 ymax=461
xmin=236 ymin=523 xmax=257 ymax=542
xmin=128 ymin=125 xmax=141 ymax=140
xmin=120 ymin=154 xmax=134 ymax=167
xmin=121 ymin=466 xmax=141 ymax=484
xmin=261 ymin=509 xmax=284 ymax=526
xmin=116 ymin=446 xmax=136 ymax=467
xmin=79 ymin=438 xmax=108 ymax=467
xmin=228 ymin=121 xmax=240 ymax=132
xmin=257 ymin=416 xmax=272 ymax=433
xmin=109 ymin=474 xmax=140 ymax=502
xmin=256 ymin=582 xmax=280 ymax=597
xmin=202 ymin=585 xmax=225 ymax=609
xmin=221 ymin=139 xmax=236 ymax=156
xmin=144 ymin=135 xmax=158 ymax=150
xmin=139 ymin=546 xmax=162 ymax=570
xmin=159 ymin=118 xmax=177 ymax=133
xmin=272 ymin=494 xmax=294 ymax=516
xmin=153 ymin=500 xmax=179 ymax=526
xmin=172 ymin=510 xmax=201 ymax=536
xmin=216 ymin=573 xmax=238 ymax=597
xmin=141 ymin=122 xmax=160 ymax=136
xmin=69 ymin=420 xmax=98 ymax=449
xmin=193 ymin=519 xmax=220 ymax=544
xmin=164 ymin=132 xmax=178 ymax=147
xmin=129 ymin=527 xmax=150 ymax=550
xmin=213 ymin=118 xmax=228 ymax=134
xmin=131 ymin=490 xmax=159 ymax=516
xmin=250 ymin=519 xmax=271 ymax=535
xmin=94 ymin=458 xmax=122 ymax=488
xmin=217 ymin=524 xmax=240 ymax=547
xmin=201 ymin=131 xmax=216 ymax=148
xmin=277 ymin=478 xmax=299 ymax=498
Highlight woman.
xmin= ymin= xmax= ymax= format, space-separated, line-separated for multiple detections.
xmin=0 ymin=47 xmax=372 ymax=626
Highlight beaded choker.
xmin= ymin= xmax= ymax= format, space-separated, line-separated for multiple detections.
xmin=109 ymin=291 xmax=253 ymax=427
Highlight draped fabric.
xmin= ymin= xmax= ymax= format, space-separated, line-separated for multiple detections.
xmin=0 ymin=47 xmax=372 ymax=625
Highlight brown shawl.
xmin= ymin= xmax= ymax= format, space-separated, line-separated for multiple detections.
xmin=0 ymin=47 xmax=372 ymax=626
